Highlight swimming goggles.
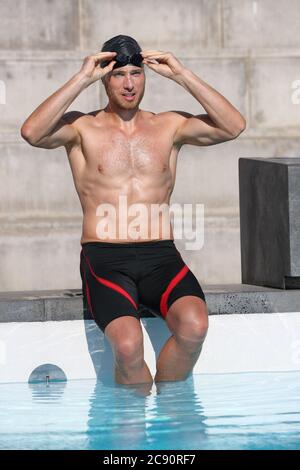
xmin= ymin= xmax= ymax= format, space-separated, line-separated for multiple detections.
xmin=101 ymin=52 xmax=143 ymax=69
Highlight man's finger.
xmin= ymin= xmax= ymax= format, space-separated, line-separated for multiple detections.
xmin=144 ymin=58 xmax=159 ymax=63
xmin=142 ymin=53 xmax=167 ymax=59
xmin=141 ymin=50 xmax=164 ymax=53
xmin=93 ymin=51 xmax=117 ymax=58
xmin=141 ymin=50 xmax=165 ymax=56
xmin=101 ymin=60 xmax=116 ymax=72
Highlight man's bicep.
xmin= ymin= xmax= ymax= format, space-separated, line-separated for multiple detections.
xmin=171 ymin=111 xmax=236 ymax=147
xmin=32 ymin=111 xmax=82 ymax=149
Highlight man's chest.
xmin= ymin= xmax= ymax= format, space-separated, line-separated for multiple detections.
xmin=79 ymin=123 xmax=176 ymax=176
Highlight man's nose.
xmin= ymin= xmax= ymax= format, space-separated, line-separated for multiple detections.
xmin=123 ymin=76 xmax=134 ymax=89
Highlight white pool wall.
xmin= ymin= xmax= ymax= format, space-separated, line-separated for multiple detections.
xmin=1 ymin=312 xmax=300 ymax=383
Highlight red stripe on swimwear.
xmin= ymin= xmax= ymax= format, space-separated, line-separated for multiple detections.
xmin=81 ymin=259 xmax=97 ymax=322
xmin=82 ymin=249 xmax=138 ymax=310
xmin=160 ymin=264 xmax=189 ymax=317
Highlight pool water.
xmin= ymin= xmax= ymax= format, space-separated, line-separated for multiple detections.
xmin=0 ymin=371 xmax=299 ymax=450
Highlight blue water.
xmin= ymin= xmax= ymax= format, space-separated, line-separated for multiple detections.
xmin=0 ymin=371 xmax=299 ymax=450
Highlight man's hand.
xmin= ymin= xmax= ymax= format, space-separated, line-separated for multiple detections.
xmin=78 ymin=51 xmax=117 ymax=85
xmin=141 ymin=50 xmax=186 ymax=80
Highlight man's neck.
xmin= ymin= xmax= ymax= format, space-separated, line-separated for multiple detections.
xmin=104 ymin=104 xmax=142 ymax=130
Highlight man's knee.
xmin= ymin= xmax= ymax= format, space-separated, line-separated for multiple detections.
xmin=176 ymin=315 xmax=208 ymax=347
xmin=114 ymin=336 xmax=144 ymax=368
xmin=167 ymin=297 xmax=209 ymax=347
xmin=105 ymin=316 xmax=144 ymax=367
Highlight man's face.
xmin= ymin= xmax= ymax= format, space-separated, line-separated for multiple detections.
xmin=102 ymin=64 xmax=145 ymax=109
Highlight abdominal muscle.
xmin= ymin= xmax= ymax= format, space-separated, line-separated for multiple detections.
xmin=78 ymin=168 xmax=176 ymax=244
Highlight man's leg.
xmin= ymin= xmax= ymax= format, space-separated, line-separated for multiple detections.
xmin=105 ymin=316 xmax=153 ymax=386
xmin=80 ymin=243 xmax=153 ymax=388
xmin=155 ymin=296 xmax=208 ymax=382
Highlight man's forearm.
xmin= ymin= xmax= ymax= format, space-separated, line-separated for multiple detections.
xmin=21 ymin=72 xmax=90 ymax=141
xmin=173 ymin=68 xmax=246 ymax=135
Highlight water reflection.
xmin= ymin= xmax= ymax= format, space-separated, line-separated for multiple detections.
xmin=146 ymin=376 xmax=208 ymax=450
xmin=29 ymin=381 xmax=67 ymax=401
xmin=86 ymin=375 xmax=208 ymax=450
xmin=86 ymin=381 xmax=149 ymax=449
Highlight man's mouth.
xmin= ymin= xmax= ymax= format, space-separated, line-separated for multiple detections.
xmin=122 ymin=93 xmax=136 ymax=101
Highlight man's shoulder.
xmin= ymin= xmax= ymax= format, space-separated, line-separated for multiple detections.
xmin=61 ymin=111 xmax=87 ymax=130
xmin=163 ymin=110 xmax=193 ymax=118
xmin=63 ymin=110 xmax=105 ymax=131
xmin=63 ymin=110 xmax=104 ymax=122
xmin=140 ymin=109 xmax=184 ymax=120
xmin=154 ymin=110 xmax=193 ymax=123
xmin=62 ymin=110 xmax=85 ymax=121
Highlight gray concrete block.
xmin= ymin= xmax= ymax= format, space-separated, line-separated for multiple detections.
xmin=250 ymin=58 xmax=300 ymax=128
xmin=0 ymin=59 xmax=99 ymax=133
xmin=207 ymin=286 xmax=300 ymax=314
xmin=289 ymin=166 xmax=300 ymax=275
xmin=45 ymin=296 xmax=83 ymax=321
xmin=81 ymin=0 xmax=221 ymax=54
xmin=239 ymin=157 xmax=300 ymax=289
xmin=0 ymin=0 xmax=80 ymax=50
xmin=223 ymin=0 xmax=300 ymax=49
xmin=0 ymin=299 xmax=44 ymax=322
xmin=0 ymin=289 xmax=79 ymax=300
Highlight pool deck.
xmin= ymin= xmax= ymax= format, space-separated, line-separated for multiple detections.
xmin=1 ymin=284 xmax=300 ymax=322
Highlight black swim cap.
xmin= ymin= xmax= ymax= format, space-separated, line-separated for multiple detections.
xmin=100 ymin=34 xmax=144 ymax=70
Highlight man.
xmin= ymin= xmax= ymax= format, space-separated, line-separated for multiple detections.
xmin=21 ymin=35 xmax=246 ymax=387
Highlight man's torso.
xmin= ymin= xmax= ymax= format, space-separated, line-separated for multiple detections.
xmin=64 ymin=109 xmax=183 ymax=244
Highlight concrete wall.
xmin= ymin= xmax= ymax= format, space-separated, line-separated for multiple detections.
xmin=1 ymin=0 xmax=300 ymax=290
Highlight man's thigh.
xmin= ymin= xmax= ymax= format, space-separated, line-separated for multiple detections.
xmin=138 ymin=249 xmax=206 ymax=320
xmin=80 ymin=246 xmax=140 ymax=333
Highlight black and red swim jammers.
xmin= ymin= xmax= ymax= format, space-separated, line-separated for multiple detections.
xmin=80 ymin=239 xmax=206 ymax=333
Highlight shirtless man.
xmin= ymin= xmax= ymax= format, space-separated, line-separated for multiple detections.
xmin=20 ymin=35 xmax=246 ymax=387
